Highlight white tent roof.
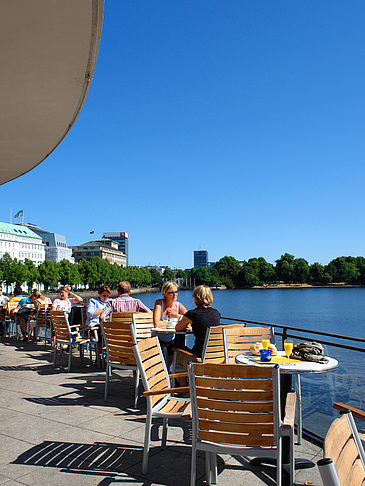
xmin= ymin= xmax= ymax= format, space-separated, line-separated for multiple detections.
xmin=0 ymin=0 xmax=104 ymax=185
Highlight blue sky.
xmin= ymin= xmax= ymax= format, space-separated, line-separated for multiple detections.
xmin=1 ymin=1 xmax=365 ymax=268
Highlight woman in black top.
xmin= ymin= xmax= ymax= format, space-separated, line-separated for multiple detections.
xmin=175 ymin=285 xmax=220 ymax=358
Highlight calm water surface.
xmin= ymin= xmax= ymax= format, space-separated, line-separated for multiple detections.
xmin=136 ymin=287 xmax=365 ymax=437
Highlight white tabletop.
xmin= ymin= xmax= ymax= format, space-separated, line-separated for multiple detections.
xmin=235 ymin=351 xmax=339 ymax=375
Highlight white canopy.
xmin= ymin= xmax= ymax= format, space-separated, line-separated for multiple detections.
xmin=0 ymin=0 xmax=104 ymax=185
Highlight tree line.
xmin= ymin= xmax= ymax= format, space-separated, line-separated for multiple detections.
xmin=1 ymin=252 xmax=365 ymax=292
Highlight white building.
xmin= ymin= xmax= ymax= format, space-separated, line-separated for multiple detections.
xmin=21 ymin=224 xmax=74 ymax=263
xmin=0 ymin=222 xmax=45 ymax=266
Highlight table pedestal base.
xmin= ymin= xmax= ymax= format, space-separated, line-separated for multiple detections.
xmin=250 ymin=457 xmax=315 ymax=470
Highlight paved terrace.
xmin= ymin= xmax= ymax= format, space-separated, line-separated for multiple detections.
xmin=0 ymin=339 xmax=323 ymax=485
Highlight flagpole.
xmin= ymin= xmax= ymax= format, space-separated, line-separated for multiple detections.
xmin=10 ymin=208 xmax=12 ymax=224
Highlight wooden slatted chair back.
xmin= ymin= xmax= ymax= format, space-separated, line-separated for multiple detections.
xmin=202 ymin=326 xmax=228 ymax=364
xmin=51 ymin=310 xmax=71 ymax=342
xmin=7 ymin=301 xmax=19 ymax=315
xmin=189 ymin=363 xmax=279 ymax=448
xmin=36 ymin=305 xmax=49 ymax=327
xmin=224 ymin=325 xmax=273 ymax=363
xmin=132 ymin=312 xmax=154 ymax=339
xmin=136 ymin=336 xmax=170 ymax=407
xmin=102 ymin=313 xmax=136 ymax=367
xmin=323 ymin=411 xmax=365 ymax=485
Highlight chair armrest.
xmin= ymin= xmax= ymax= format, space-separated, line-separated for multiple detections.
xmin=143 ymin=386 xmax=189 ymax=397
xmin=333 ymin=402 xmax=365 ymax=421
xmin=169 ymin=372 xmax=188 ymax=379
xmin=283 ymin=392 xmax=296 ymax=429
xmin=172 ymin=348 xmax=194 ymax=358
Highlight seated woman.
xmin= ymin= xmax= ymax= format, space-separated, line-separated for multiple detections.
xmin=153 ymin=281 xmax=187 ymax=361
xmin=51 ymin=286 xmax=83 ymax=312
xmin=13 ymin=291 xmax=37 ymax=341
xmin=175 ymin=285 xmax=221 ymax=361
xmin=28 ymin=290 xmax=52 ymax=341
xmin=86 ymin=285 xmax=111 ymax=328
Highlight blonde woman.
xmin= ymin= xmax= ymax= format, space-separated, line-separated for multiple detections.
xmin=153 ymin=281 xmax=187 ymax=358
xmin=52 ymin=286 xmax=82 ymax=312
xmin=175 ymin=285 xmax=220 ymax=358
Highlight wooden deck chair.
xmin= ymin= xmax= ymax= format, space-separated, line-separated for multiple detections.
xmin=172 ymin=324 xmax=236 ymax=375
xmin=35 ymin=303 xmax=52 ymax=344
xmin=133 ymin=335 xmax=190 ymax=474
xmin=6 ymin=301 xmax=21 ymax=338
xmin=80 ymin=305 xmax=101 ymax=367
xmin=333 ymin=402 xmax=365 ymax=448
xmin=188 ymin=362 xmax=296 ymax=486
xmin=51 ymin=310 xmax=91 ymax=371
xmin=101 ymin=312 xmax=154 ymax=407
xmin=317 ymin=409 xmax=365 ymax=486
xmin=223 ymin=325 xmax=304 ymax=445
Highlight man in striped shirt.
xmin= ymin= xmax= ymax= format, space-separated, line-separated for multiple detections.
xmin=101 ymin=281 xmax=151 ymax=319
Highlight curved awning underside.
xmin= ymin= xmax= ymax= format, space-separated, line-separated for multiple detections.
xmin=0 ymin=0 xmax=104 ymax=185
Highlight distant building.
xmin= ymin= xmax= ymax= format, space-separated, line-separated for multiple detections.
xmin=21 ymin=224 xmax=74 ymax=263
xmin=71 ymin=239 xmax=127 ymax=266
xmin=194 ymin=250 xmax=208 ymax=268
xmin=0 ymin=222 xmax=45 ymax=266
xmin=103 ymin=232 xmax=129 ymax=265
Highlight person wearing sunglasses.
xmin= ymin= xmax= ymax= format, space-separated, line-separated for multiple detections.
xmin=153 ymin=281 xmax=187 ymax=361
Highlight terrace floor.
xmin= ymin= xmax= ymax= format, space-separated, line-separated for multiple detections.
xmin=0 ymin=338 xmax=323 ymax=485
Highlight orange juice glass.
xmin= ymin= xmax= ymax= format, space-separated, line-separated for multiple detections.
xmin=284 ymin=341 xmax=293 ymax=359
xmin=262 ymin=339 xmax=270 ymax=350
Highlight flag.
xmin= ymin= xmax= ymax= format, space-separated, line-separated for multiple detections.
xmin=90 ymin=231 xmax=94 ymax=234
xmin=14 ymin=210 xmax=23 ymax=219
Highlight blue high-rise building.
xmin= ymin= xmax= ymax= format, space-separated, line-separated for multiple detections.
xmin=194 ymin=250 xmax=208 ymax=268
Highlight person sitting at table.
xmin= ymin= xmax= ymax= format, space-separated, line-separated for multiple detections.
xmin=51 ymin=286 xmax=83 ymax=313
xmin=153 ymin=281 xmax=187 ymax=361
xmin=13 ymin=290 xmax=39 ymax=341
xmin=0 ymin=286 xmax=9 ymax=336
xmin=28 ymin=290 xmax=52 ymax=341
xmin=175 ymin=285 xmax=221 ymax=361
xmin=100 ymin=281 xmax=151 ymax=319
xmin=86 ymin=285 xmax=111 ymax=328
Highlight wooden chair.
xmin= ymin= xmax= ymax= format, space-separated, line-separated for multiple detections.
xmin=6 ymin=301 xmax=21 ymax=338
xmin=317 ymin=409 xmax=365 ymax=486
xmin=333 ymin=402 xmax=365 ymax=447
xmin=188 ymin=362 xmax=296 ymax=486
xmin=51 ymin=310 xmax=91 ymax=371
xmin=223 ymin=325 xmax=304 ymax=445
xmin=101 ymin=312 xmax=154 ymax=407
xmin=35 ymin=303 xmax=52 ymax=344
xmin=133 ymin=335 xmax=190 ymax=474
xmin=172 ymin=324 xmax=240 ymax=374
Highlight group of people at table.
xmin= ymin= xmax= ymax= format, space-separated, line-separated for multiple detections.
xmin=1 ymin=280 xmax=221 ymax=365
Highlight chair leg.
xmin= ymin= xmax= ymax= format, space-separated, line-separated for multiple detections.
xmin=142 ymin=412 xmax=153 ymax=474
xmin=290 ymin=428 xmax=294 ymax=486
xmin=190 ymin=440 xmax=197 ymax=486
xmin=205 ymin=451 xmax=211 ymax=485
xmin=295 ymin=374 xmax=302 ymax=444
xmin=162 ymin=418 xmax=168 ymax=448
xmin=277 ymin=439 xmax=282 ymax=486
xmin=104 ymin=365 xmax=110 ymax=401
xmin=67 ymin=345 xmax=72 ymax=372
xmin=80 ymin=344 xmax=84 ymax=366
xmin=210 ymin=453 xmax=217 ymax=484
xmin=53 ymin=342 xmax=57 ymax=367
xmin=133 ymin=368 xmax=140 ymax=408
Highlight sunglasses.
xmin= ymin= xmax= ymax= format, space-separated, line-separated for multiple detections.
xmin=168 ymin=291 xmax=178 ymax=294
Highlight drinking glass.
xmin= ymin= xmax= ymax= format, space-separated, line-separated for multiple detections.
xmin=284 ymin=340 xmax=293 ymax=361
xmin=262 ymin=339 xmax=270 ymax=350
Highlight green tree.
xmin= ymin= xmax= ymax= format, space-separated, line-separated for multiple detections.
xmin=275 ymin=253 xmax=295 ymax=283
xmin=38 ymin=260 xmax=59 ymax=290
xmin=355 ymin=257 xmax=365 ymax=284
xmin=309 ymin=262 xmax=324 ymax=283
xmin=293 ymin=258 xmax=309 ymax=283
xmin=163 ymin=267 xmax=175 ymax=282
xmin=214 ymin=256 xmax=241 ymax=287
xmin=325 ymin=257 xmax=360 ymax=283
xmin=24 ymin=259 xmax=39 ymax=290
xmin=58 ymin=260 xmax=80 ymax=286
xmin=149 ymin=268 xmax=163 ymax=286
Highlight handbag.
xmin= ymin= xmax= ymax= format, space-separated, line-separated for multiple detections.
xmin=291 ymin=341 xmax=329 ymax=363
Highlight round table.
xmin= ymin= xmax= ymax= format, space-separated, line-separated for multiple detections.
xmin=235 ymin=351 xmax=339 ymax=486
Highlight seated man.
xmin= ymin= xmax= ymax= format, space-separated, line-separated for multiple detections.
xmin=101 ymin=281 xmax=151 ymax=320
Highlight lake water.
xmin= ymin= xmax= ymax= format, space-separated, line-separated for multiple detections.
xmin=136 ymin=287 xmax=365 ymax=437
